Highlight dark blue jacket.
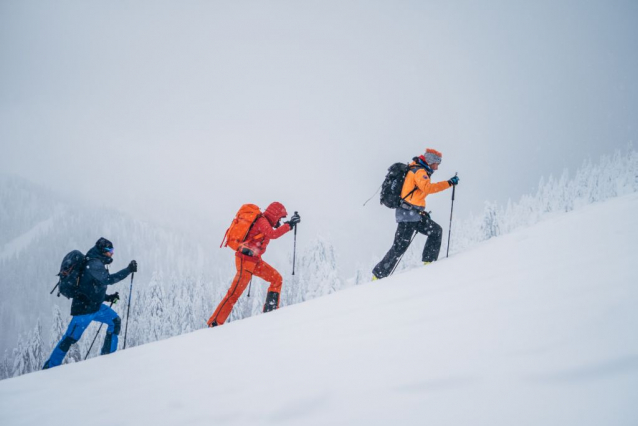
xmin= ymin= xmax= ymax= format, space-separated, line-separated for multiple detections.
xmin=70 ymin=246 xmax=130 ymax=316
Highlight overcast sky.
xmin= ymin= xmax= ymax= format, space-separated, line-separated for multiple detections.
xmin=1 ymin=0 xmax=637 ymax=274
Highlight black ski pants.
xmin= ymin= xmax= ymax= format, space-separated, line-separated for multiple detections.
xmin=372 ymin=215 xmax=442 ymax=279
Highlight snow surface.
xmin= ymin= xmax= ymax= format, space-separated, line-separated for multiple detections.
xmin=1 ymin=194 xmax=638 ymax=426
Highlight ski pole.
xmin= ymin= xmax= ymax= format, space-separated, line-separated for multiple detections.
xmin=84 ymin=301 xmax=114 ymax=360
xmin=446 ymin=173 xmax=457 ymax=258
xmin=292 ymin=212 xmax=298 ymax=276
xmin=390 ymin=230 xmax=417 ymax=276
xmin=123 ymin=273 xmax=134 ymax=350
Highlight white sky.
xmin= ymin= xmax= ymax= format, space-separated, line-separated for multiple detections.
xmin=1 ymin=0 xmax=637 ymax=274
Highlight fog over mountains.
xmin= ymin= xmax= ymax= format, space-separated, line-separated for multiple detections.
xmin=0 ymin=175 xmax=351 ymax=375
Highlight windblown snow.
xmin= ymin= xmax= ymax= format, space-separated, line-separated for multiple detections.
xmin=1 ymin=194 xmax=637 ymax=426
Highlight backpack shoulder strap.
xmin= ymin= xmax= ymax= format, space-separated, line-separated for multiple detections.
xmin=401 ymin=166 xmax=420 ymax=202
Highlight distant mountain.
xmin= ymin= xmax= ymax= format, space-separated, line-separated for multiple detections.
xmin=0 ymin=175 xmax=215 ymax=355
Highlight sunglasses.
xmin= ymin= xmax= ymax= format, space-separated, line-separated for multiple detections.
xmin=104 ymin=247 xmax=114 ymax=254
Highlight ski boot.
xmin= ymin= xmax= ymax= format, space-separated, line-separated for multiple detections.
xmin=263 ymin=291 xmax=280 ymax=313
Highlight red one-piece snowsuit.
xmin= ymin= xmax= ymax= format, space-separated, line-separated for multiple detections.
xmin=208 ymin=202 xmax=291 ymax=326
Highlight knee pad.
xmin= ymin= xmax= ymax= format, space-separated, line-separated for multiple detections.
xmin=113 ymin=317 xmax=122 ymax=335
xmin=59 ymin=336 xmax=78 ymax=352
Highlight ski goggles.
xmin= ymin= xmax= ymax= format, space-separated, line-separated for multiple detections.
xmin=104 ymin=247 xmax=114 ymax=254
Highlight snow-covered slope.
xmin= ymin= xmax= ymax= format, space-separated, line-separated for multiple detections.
xmin=1 ymin=194 xmax=637 ymax=426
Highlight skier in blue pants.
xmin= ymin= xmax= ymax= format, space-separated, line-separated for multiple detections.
xmin=43 ymin=238 xmax=137 ymax=369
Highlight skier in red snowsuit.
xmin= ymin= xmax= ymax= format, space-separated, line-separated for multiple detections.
xmin=207 ymin=202 xmax=300 ymax=327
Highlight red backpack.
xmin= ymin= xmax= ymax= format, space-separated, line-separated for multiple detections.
xmin=220 ymin=204 xmax=262 ymax=251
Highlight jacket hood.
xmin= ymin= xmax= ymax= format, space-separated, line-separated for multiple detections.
xmin=86 ymin=246 xmax=113 ymax=265
xmin=264 ymin=202 xmax=288 ymax=226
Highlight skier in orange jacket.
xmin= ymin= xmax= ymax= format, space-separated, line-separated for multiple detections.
xmin=372 ymin=148 xmax=459 ymax=279
xmin=208 ymin=202 xmax=300 ymax=327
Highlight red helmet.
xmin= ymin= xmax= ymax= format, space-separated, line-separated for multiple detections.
xmin=264 ymin=202 xmax=288 ymax=226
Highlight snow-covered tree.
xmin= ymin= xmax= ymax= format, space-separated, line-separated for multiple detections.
xmin=284 ymin=237 xmax=342 ymax=305
xmin=11 ymin=321 xmax=44 ymax=377
xmin=0 ymin=350 xmax=10 ymax=380
xmin=480 ymin=201 xmax=500 ymax=240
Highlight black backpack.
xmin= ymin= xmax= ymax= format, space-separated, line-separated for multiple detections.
xmin=380 ymin=163 xmax=418 ymax=208
xmin=50 ymin=250 xmax=86 ymax=299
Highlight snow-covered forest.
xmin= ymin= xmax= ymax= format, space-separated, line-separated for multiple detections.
xmin=392 ymin=148 xmax=638 ymax=272
xmin=1 ymin=148 xmax=637 ymax=380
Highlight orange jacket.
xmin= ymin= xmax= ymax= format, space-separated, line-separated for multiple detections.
xmin=401 ymin=162 xmax=451 ymax=208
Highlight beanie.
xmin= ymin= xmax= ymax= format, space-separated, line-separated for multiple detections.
xmin=95 ymin=237 xmax=114 ymax=253
xmin=424 ymin=148 xmax=442 ymax=165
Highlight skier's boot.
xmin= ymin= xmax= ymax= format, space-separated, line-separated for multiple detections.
xmin=372 ymin=275 xmax=379 ymax=282
xmin=263 ymin=291 xmax=280 ymax=313
xmin=208 ymin=321 xmax=218 ymax=328
xmin=423 ymin=262 xmax=432 ymax=266
xmin=100 ymin=331 xmax=117 ymax=355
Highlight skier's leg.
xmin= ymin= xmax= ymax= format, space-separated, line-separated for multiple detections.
xmin=418 ymin=216 xmax=443 ymax=262
xmin=372 ymin=222 xmax=417 ymax=278
xmin=43 ymin=314 xmax=93 ymax=369
xmin=93 ymin=304 xmax=122 ymax=355
xmin=252 ymin=260 xmax=283 ymax=312
xmin=207 ymin=256 xmax=257 ymax=326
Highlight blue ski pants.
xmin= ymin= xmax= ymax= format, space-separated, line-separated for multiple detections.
xmin=44 ymin=304 xmax=121 ymax=369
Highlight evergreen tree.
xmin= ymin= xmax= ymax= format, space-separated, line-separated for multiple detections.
xmin=0 ymin=350 xmax=10 ymax=380
xmin=481 ymin=201 xmax=500 ymax=240
xmin=146 ymin=272 xmax=167 ymax=342
xmin=11 ymin=333 xmax=27 ymax=377
xmin=26 ymin=321 xmax=44 ymax=373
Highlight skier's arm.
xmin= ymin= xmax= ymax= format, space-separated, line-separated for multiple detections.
xmin=271 ymin=223 xmax=291 ymax=239
xmin=416 ymin=171 xmax=451 ymax=196
xmin=87 ymin=261 xmax=130 ymax=286
xmin=254 ymin=218 xmax=290 ymax=241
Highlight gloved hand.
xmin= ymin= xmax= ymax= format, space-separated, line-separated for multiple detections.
xmin=105 ymin=292 xmax=120 ymax=304
xmin=128 ymin=260 xmax=138 ymax=273
xmin=285 ymin=212 xmax=301 ymax=229
xmin=448 ymin=176 xmax=459 ymax=186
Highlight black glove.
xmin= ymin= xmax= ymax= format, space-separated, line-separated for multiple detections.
xmin=285 ymin=212 xmax=301 ymax=229
xmin=105 ymin=292 xmax=120 ymax=304
xmin=448 ymin=176 xmax=459 ymax=186
xmin=128 ymin=260 xmax=138 ymax=273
